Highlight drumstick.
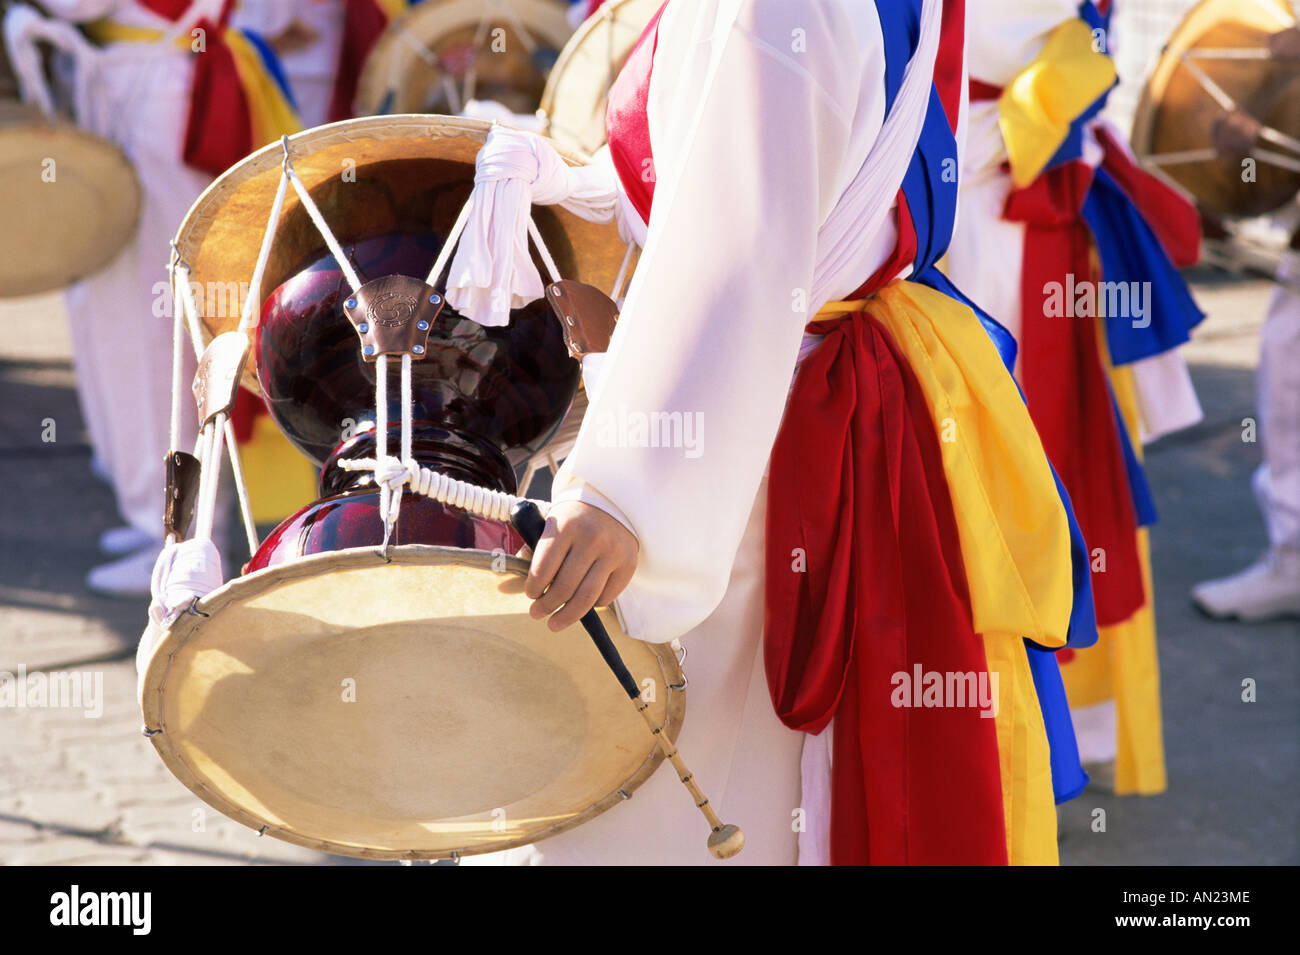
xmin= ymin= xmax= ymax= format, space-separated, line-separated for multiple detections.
xmin=509 ymin=501 xmax=745 ymax=861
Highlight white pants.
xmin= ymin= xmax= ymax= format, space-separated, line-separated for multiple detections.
xmin=64 ymin=44 xmax=210 ymax=538
xmin=1254 ymin=252 xmax=1300 ymax=551
xmin=463 ymin=481 xmax=807 ymax=865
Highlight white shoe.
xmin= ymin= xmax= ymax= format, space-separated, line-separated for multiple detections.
xmin=86 ymin=545 xmax=161 ymax=598
xmin=1191 ymin=549 xmax=1300 ymax=622
xmin=99 ymin=525 xmax=154 ymax=556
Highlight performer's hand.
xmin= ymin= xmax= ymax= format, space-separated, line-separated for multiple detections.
xmin=270 ymin=21 xmax=320 ymax=55
xmin=1269 ymin=27 xmax=1300 ymax=61
xmin=523 ymin=500 xmax=638 ymax=632
xmin=1212 ymin=109 xmax=1262 ymax=157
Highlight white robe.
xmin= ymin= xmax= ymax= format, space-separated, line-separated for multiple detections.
xmin=1255 ymin=251 xmax=1300 ymax=551
xmin=11 ymin=1 xmax=294 ymax=542
xmin=466 ymin=0 xmax=953 ymax=866
xmin=14 ymin=0 xmax=215 ymax=540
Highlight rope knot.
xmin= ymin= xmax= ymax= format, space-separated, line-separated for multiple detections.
xmin=373 ymin=456 xmax=415 ymax=494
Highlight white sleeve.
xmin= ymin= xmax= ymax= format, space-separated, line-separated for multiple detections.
xmin=550 ymin=3 xmax=860 ymax=643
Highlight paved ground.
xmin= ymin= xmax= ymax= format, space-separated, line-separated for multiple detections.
xmin=0 ymin=272 xmax=1295 ymax=866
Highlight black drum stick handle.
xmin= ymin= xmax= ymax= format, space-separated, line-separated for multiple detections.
xmin=510 ymin=501 xmax=642 ymax=700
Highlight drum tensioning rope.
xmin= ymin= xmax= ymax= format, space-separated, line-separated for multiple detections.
xmin=509 ymin=500 xmax=745 ymax=861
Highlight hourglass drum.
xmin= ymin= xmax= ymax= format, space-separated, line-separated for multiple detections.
xmin=137 ymin=116 xmax=686 ymax=861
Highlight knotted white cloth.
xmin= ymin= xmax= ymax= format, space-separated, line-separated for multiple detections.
xmin=445 ymin=125 xmax=621 ymax=326
xmin=135 ymin=539 xmax=223 ymax=701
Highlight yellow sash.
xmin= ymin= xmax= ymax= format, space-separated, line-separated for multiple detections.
xmin=996 ymin=17 xmax=1117 ymax=188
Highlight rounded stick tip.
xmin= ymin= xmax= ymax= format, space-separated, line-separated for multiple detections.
xmin=707 ymin=823 xmax=745 ymax=860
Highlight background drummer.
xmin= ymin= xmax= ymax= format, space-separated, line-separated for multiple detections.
xmin=3 ymin=0 xmax=300 ymax=596
xmin=1192 ymin=24 xmax=1300 ymax=621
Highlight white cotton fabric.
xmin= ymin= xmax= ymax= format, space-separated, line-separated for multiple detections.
xmin=1071 ymin=699 xmax=1117 ymax=764
xmin=552 ymin=0 xmax=938 ymax=646
xmin=964 ymin=0 xmax=1079 ymax=89
xmin=444 ymin=125 xmax=622 ymax=326
xmin=1130 ymin=350 xmax=1203 ymax=444
xmin=1254 ymin=251 xmax=1300 ymax=551
xmin=136 ymin=538 xmax=224 ymax=704
xmin=460 ymin=98 xmax=548 ymax=132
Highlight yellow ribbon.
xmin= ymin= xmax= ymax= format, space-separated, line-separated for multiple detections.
xmin=223 ymin=29 xmax=303 ymax=145
xmin=83 ymin=18 xmax=191 ymax=49
xmin=997 ymin=17 xmax=1117 ymax=188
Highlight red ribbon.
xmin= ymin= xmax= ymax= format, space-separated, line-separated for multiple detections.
xmin=1003 ymin=162 xmax=1145 ymax=626
xmin=139 ymin=0 xmax=261 ymax=177
xmin=182 ymin=12 xmax=255 ymax=177
xmin=765 ymin=311 xmax=1008 ymax=865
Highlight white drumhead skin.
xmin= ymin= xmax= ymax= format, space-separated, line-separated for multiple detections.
xmin=141 ymin=545 xmax=684 ymax=860
xmin=539 ymin=0 xmax=661 ymax=156
xmin=0 ymin=105 xmax=141 ymax=297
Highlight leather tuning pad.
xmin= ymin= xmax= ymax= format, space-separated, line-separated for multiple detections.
xmin=341 ymin=274 xmax=444 ymax=362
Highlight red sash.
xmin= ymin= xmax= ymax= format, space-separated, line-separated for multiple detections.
xmin=1003 ymin=164 xmax=1146 ymax=625
xmin=765 ymin=308 xmax=1008 ymax=865
xmin=606 ymin=0 xmax=1008 ymax=864
xmin=137 ymin=0 xmax=258 ymax=176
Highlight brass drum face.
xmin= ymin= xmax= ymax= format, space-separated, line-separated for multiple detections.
xmin=355 ymin=0 xmax=574 ymax=117
xmin=140 ymin=546 xmax=685 ymax=860
xmin=0 ymin=101 xmax=141 ymax=297
xmin=539 ymin=0 xmax=661 ymax=157
xmin=1131 ymin=0 xmax=1300 ymax=218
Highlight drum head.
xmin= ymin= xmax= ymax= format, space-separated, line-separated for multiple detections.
xmin=356 ymin=0 xmax=574 ymax=117
xmin=140 ymin=545 xmax=684 ymax=860
xmin=0 ymin=104 xmax=140 ymax=297
xmin=539 ymin=0 xmax=661 ymax=156
xmin=1131 ymin=0 xmax=1300 ymax=218
xmin=173 ymin=114 xmax=628 ymax=394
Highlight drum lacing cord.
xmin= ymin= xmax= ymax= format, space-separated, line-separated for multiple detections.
xmin=270 ymin=133 xmax=566 ymax=545
xmin=166 ymin=249 xmax=259 ymax=555
xmin=164 ymin=148 xmax=293 ymax=553
xmin=337 ymin=456 xmax=549 ymax=525
xmin=169 ymin=133 xmax=570 ymax=552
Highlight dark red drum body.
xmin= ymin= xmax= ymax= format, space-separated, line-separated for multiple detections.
xmin=246 ymin=228 xmax=580 ymax=571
